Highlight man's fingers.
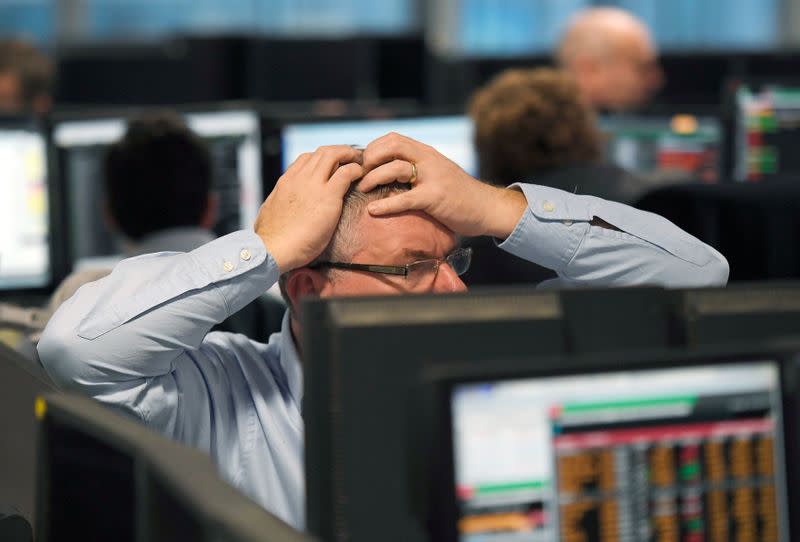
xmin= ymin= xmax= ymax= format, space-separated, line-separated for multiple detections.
xmin=310 ymin=145 xmax=363 ymax=179
xmin=283 ymin=152 xmax=313 ymax=175
xmin=362 ymin=133 xmax=417 ymax=171
xmin=329 ymin=162 xmax=364 ymax=197
xmin=366 ymin=191 xmax=423 ymax=216
xmin=358 ymin=159 xmax=414 ymax=192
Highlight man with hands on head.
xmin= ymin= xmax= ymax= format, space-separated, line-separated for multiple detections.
xmin=38 ymin=134 xmax=728 ymax=529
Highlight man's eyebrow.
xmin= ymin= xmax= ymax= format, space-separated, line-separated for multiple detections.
xmin=402 ymin=249 xmax=438 ymax=261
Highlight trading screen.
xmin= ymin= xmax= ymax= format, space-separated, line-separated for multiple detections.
xmin=599 ymin=115 xmax=721 ymax=184
xmin=53 ymin=110 xmax=262 ymax=268
xmin=734 ymin=85 xmax=800 ymax=182
xmin=0 ymin=127 xmax=50 ymax=289
xmin=281 ymin=115 xmax=477 ymax=176
xmin=452 ymin=362 xmax=788 ymax=542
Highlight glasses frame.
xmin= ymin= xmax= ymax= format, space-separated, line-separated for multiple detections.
xmin=309 ymin=247 xmax=472 ymax=279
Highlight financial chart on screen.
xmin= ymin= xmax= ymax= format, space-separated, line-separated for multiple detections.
xmin=599 ymin=114 xmax=721 ymax=183
xmin=734 ymin=85 xmax=800 ymax=183
xmin=0 ymin=127 xmax=50 ymax=289
xmin=452 ymin=361 xmax=789 ymax=541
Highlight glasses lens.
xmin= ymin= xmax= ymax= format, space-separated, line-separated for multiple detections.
xmin=446 ymin=248 xmax=472 ymax=276
xmin=406 ymin=259 xmax=439 ymax=290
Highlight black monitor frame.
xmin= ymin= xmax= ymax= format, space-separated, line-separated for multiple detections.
xmin=680 ymin=281 xmax=800 ymax=348
xmin=0 ymin=115 xmax=66 ymax=296
xmin=426 ymin=345 xmax=800 ymax=542
xmin=301 ymin=289 xmax=565 ymax=542
xmin=36 ymin=392 xmax=316 ymax=542
xmin=48 ymin=101 xmax=268 ymax=273
xmin=0 ymin=341 xmax=55 ymax=527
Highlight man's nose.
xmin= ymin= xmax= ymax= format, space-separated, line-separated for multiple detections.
xmin=433 ymin=263 xmax=468 ymax=294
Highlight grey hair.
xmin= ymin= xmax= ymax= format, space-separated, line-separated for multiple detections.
xmin=279 ymin=181 xmax=411 ymax=311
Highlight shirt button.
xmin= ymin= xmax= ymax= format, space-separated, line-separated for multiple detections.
xmin=563 ymin=220 xmax=573 ymax=226
xmin=542 ymin=201 xmax=555 ymax=212
xmin=240 ymin=249 xmax=252 ymax=261
xmin=223 ymin=261 xmax=234 ymax=272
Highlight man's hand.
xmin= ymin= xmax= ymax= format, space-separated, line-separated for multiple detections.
xmin=255 ymin=146 xmax=363 ymax=273
xmin=359 ymin=133 xmax=527 ymax=239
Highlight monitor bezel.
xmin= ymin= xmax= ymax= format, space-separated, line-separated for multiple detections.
xmin=426 ymin=346 xmax=800 ymax=542
xmin=0 ymin=114 xmax=62 ymax=296
xmin=36 ymin=392 xmax=317 ymax=542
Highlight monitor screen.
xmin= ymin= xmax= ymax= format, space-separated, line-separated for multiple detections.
xmin=53 ymin=110 xmax=262 ymax=268
xmin=600 ymin=115 xmax=721 ymax=184
xmin=452 ymin=361 xmax=789 ymax=541
xmin=0 ymin=124 xmax=50 ymax=289
xmin=734 ymin=85 xmax=800 ymax=182
xmin=281 ymin=115 xmax=476 ymax=176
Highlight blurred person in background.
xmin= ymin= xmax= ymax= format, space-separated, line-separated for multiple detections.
xmin=0 ymin=38 xmax=53 ymax=115
xmin=11 ymin=113 xmax=282 ymax=353
xmin=556 ymin=7 xmax=663 ymax=112
xmin=470 ymin=67 xmax=645 ymax=204
xmin=465 ymin=67 xmax=647 ymax=285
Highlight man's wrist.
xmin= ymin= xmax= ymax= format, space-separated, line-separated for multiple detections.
xmin=258 ymin=232 xmax=291 ymax=275
xmin=483 ymin=185 xmax=528 ymax=240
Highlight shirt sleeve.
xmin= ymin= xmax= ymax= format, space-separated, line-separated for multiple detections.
xmin=37 ymin=230 xmax=280 ymax=443
xmin=498 ymin=184 xmax=729 ymax=288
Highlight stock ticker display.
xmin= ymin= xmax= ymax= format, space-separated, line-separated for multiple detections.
xmin=735 ymin=86 xmax=800 ymax=183
xmin=452 ymin=362 xmax=788 ymax=542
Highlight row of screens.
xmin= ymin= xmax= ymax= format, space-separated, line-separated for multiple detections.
xmin=5 ymin=86 xmax=800 ymax=290
xmin=35 ymin=354 xmax=793 ymax=541
xmin=300 ymin=288 xmax=800 ymax=541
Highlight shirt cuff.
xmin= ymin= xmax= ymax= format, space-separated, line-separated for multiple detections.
xmin=202 ymin=230 xmax=281 ymax=317
xmin=497 ymin=183 xmax=591 ymax=273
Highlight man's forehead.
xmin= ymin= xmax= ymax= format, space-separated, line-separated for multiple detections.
xmin=353 ymin=209 xmax=458 ymax=259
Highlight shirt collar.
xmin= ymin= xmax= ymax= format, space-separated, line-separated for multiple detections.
xmin=278 ymin=311 xmax=304 ymax=405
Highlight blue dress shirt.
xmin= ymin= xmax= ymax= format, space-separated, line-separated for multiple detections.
xmin=38 ymin=184 xmax=729 ymax=529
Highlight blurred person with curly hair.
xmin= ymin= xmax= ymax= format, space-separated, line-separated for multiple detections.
xmin=465 ymin=67 xmax=647 ymax=285
xmin=470 ymin=67 xmax=644 ymax=203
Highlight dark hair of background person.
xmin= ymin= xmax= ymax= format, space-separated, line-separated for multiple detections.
xmin=103 ymin=112 xmax=213 ymax=241
xmin=0 ymin=38 xmax=54 ymax=112
xmin=469 ymin=67 xmax=602 ymax=185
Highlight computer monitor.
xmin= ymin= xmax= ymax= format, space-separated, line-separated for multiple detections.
xmin=680 ymin=282 xmax=800 ymax=348
xmin=441 ymin=349 xmax=798 ymax=542
xmin=732 ymin=83 xmax=800 ymax=182
xmin=301 ymin=290 xmax=564 ymax=542
xmin=279 ymin=115 xmax=476 ymax=177
xmin=0 ymin=342 xmax=55 ymax=527
xmin=0 ymin=119 xmax=52 ymax=290
xmin=599 ymin=114 xmax=722 ymax=183
xmin=51 ymin=107 xmax=263 ymax=270
xmin=36 ymin=393 xmax=316 ymax=542
xmin=301 ymin=289 xmax=799 ymax=542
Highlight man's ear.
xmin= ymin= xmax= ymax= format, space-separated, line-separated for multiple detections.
xmin=284 ymin=268 xmax=329 ymax=316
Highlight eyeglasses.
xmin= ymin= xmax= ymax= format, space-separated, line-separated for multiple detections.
xmin=310 ymin=247 xmax=472 ymax=291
